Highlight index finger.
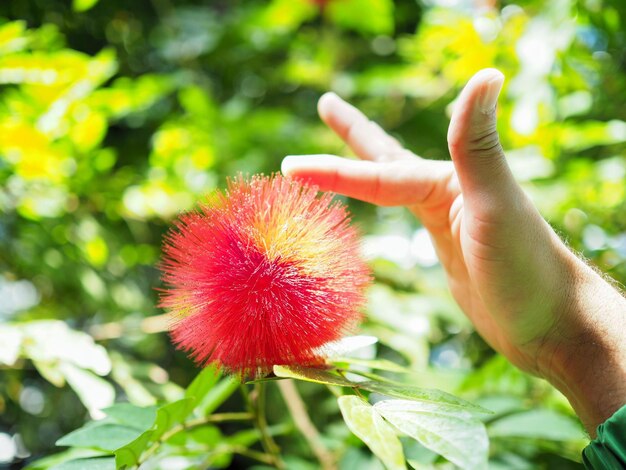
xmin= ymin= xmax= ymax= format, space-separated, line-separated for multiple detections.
xmin=281 ymin=154 xmax=452 ymax=207
xmin=318 ymin=92 xmax=412 ymax=162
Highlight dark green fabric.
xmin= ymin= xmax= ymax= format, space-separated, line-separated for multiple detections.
xmin=583 ymin=404 xmax=626 ymax=469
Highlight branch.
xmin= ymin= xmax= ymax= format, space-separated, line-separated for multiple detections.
xmin=278 ymin=379 xmax=337 ymax=470
xmin=254 ymin=383 xmax=285 ymax=469
xmin=136 ymin=412 xmax=253 ymax=466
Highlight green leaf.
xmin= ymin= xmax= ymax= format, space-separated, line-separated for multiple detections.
xmin=194 ymin=376 xmax=240 ymax=417
xmin=186 ymin=425 xmax=223 ymax=445
xmin=331 ymin=357 xmax=410 ymax=373
xmin=361 ymin=381 xmax=493 ymax=415
xmin=22 ymin=321 xmax=111 ymax=374
xmin=152 ymin=398 xmax=195 ymax=440
xmin=319 ymin=335 xmax=378 ymax=358
xmin=273 ymin=365 xmax=355 ymax=387
xmin=60 ymin=363 xmax=115 ymax=417
xmin=226 ymin=428 xmax=264 ymax=447
xmin=474 ymin=396 xmax=524 ymax=418
xmin=103 ymin=403 xmax=157 ymax=431
xmin=56 ymin=423 xmax=142 ymax=452
xmin=72 ymin=0 xmax=99 ymax=12
xmin=326 ymin=0 xmax=394 ymax=35
xmin=0 ymin=325 xmax=22 ymax=366
xmin=185 ymin=366 xmax=221 ymax=402
xmin=114 ymin=429 xmax=154 ymax=468
xmin=50 ymin=457 xmax=115 ymax=470
xmin=338 ymin=396 xmax=407 ymax=470
xmin=114 ymin=387 xmax=232 ymax=468
xmin=488 ymin=409 xmax=585 ymax=441
xmin=342 ymin=369 xmax=400 ymax=384
xmin=375 ymin=399 xmax=488 ymax=470
xmin=33 ymin=360 xmax=66 ymax=387
xmin=108 ymin=352 xmax=159 ymax=407
xmin=26 ymin=448 xmax=108 ymax=470
xmin=274 ymin=366 xmax=490 ymax=418
xmin=113 ymin=398 xmax=196 ymax=467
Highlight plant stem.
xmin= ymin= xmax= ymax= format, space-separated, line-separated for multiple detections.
xmin=278 ymin=379 xmax=337 ymax=470
xmin=230 ymin=445 xmax=275 ymax=465
xmin=137 ymin=412 xmax=253 ymax=466
xmin=336 ymin=369 xmax=367 ymax=400
xmin=197 ymin=412 xmax=253 ymax=424
xmin=352 ymin=387 xmax=367 ymax=400
xmin=254 ymin=382 xmax=285 ymax=469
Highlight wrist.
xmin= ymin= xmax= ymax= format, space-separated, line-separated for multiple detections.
xmin=538 ymin=255 xmax=626 ymax=436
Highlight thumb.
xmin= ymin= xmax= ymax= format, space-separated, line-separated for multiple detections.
xmin=447 ymin=69 xmax=518 ymax=204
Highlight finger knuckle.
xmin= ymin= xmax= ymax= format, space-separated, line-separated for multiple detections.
xmin=466 ymin=128 xmax=503 ymax=158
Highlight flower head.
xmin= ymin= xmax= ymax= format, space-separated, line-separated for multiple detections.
xmin=159 ymin=174 xmax=371 ymax=377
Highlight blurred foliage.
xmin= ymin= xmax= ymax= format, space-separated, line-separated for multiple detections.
xmin=1 ymin=0 xmax=625 ymax=468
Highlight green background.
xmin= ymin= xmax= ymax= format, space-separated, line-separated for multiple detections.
xmin=1 ymin=0 xmax=625 ymax=468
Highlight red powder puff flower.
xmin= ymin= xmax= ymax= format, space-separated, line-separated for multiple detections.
xmin=159 ymin=174 xmax=371 ymax=377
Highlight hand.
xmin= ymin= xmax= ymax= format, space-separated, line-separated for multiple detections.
xmin=282 ymin=69 xmax=626 ymax=435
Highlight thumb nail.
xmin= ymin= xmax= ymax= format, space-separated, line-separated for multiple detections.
xmin=479 ymin=72 xmax=505 ymax=115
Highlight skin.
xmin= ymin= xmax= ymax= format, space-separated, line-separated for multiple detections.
xmin=281 ymin=68 xmax=626 ymax=437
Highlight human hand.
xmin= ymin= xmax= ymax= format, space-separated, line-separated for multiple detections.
xmin=282 ymin=69 xmax=626 ymax=434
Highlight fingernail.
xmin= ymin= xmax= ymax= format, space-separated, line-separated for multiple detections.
xmin=319 ymin=92 xmax=360 ymax=125
xmin=479 ymin=72 xmax=504 ymax=115
xmin=318 ymin=91 xmax=341 ymax=110
xmin=282 ymin=155 xmax=340 ymax=176
xmin=281 ymin=155 xmax=304 ymax=176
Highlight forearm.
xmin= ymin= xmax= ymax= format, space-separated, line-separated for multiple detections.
xmin=540 ymin=252 xmax=626 ymax=437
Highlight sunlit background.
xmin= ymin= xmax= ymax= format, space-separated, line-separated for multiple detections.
xmin=1 ymin=0 xmax=625 ymax=468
